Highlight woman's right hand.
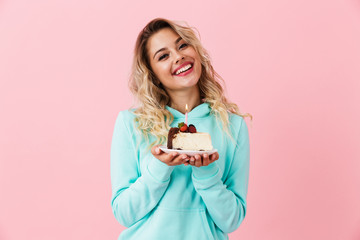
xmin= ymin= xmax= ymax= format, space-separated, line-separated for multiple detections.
xmin=151 ymin=145 xmax=190 ymax=166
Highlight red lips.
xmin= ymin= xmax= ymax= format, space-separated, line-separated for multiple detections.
xmin=172 ymin=61 xmax=193 ymax=75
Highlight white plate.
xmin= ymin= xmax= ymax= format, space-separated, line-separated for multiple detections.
xmin=158 ymin=145 xmax=218 ymax=157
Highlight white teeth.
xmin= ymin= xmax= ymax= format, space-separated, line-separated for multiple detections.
xmin=175 ymin=64 xmax=192 ymax=75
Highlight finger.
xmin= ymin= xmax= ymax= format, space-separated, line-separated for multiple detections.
xmin=151 ymin=145 xmax=161 ymax=155
xmin=192 ymin=155 xmax=201 ymax=166
xmin=189 ymin=156 xmax=195 ymax=166
xmin=164 ymin=152 xmax=179 ymax=164
xmin=202 ymin=153 xmax=210 ymax=166
xmin=210 ymin=152 xmax=219 ymax=162
xmin=167 ymin=154 xmax=187 ymax=166
xmin=171 ymin=154 xmax=188 ymax=165
xmin=194 ymin=154 xmax=202 ymax=167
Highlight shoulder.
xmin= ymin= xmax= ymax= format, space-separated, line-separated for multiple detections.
xmin=114 ymin=108 xmax=138 ymax=130
xmin=116 ymin=109 xmax=136 ymax=121
xmin=228 ymin=112 xmax=244 ymax=123
xmin=228 ymin=113 xmax=249 ymax=139
xmin=228 ymin=113 xmax=245 ymax=128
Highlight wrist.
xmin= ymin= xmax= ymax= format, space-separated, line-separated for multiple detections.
xmin=192 ymin=162 xmax=219 ymax=180
xmin=147 ymin=156 xmax=174 ymax=182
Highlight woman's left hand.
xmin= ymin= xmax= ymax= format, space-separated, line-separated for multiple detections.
xmin=185 ymin=152 xmax=219 ymax=167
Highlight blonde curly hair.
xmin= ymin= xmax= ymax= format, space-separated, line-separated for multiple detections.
xmin=128 ymin=18 xmax=252 ymax=147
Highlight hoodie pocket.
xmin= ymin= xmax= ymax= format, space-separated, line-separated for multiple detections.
xmin=137 ymin=206 xmax=214 ymax=240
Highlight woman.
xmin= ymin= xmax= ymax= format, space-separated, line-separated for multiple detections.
xmin=111 ymin=18 xmax=251 ymax=240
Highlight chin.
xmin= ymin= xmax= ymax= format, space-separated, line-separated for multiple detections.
xmin=183 ymin=80 xmax=200 ymax=90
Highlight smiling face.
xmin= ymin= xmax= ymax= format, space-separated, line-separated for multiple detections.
xmin=147 ymin=28 xmax=202 ymax=94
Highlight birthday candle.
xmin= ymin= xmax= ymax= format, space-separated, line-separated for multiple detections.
xmin=185 ymin=104 xmax=188 ymax=125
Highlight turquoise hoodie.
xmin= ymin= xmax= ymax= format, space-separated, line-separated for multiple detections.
xmin=111 ymin=103 xmax=250 ymax=240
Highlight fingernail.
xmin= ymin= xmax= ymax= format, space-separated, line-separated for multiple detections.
xmin=156 ymin=148 xmax=160 ymax=154
xmin=195 ymin=155 xmax=199 ymax=160
xmin=204 ymin=154 xmax=208 ymax=158
xmin=182 ymin=155 xmax=187 ymax=159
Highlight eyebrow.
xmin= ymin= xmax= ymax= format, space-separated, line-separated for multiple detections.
xmin=153 ymin=37 xmax=183 ymax=60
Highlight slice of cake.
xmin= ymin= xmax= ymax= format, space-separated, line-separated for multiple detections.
xmin=167 ymin=122 xmax=213 ymax=151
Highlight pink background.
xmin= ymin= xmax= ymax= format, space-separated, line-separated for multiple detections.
xmin=1 ymin=0 xmax=360 ymax=239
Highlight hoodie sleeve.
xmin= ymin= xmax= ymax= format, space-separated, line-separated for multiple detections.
xmin=191 ymin=118 xmax=250 ymax=233
xmin=110 ymin=111 xmax=175 ymax=228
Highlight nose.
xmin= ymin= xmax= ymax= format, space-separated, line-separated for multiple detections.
xmin=175 ymin=55 xmax=185 ymax=64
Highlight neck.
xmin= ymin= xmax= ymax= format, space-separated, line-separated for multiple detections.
xmin=168 ymin=86 xmax=202 ymax=114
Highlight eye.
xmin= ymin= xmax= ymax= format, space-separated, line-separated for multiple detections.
xmin=158 ymin=53 xmax=168 ymax=61
xmin=179 ymin=43 xmax=188 ymax=49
